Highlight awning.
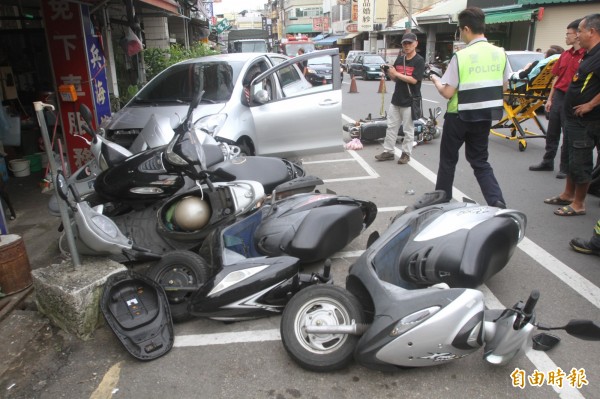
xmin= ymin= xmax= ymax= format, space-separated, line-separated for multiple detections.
xmin=413 ymin=0 xmax=467 ymax=25
xmin=485 ymin=9 xmax=536 ymax=25
xmin=343 ymin=32 xmax=362 ymax=40
xmin=138 ymin=0 xmax=181 ymax=16
xmin=314 ymin=36 xmax=344 ymax=45
xmin=286 ymin=24 xmax=317 ymax=34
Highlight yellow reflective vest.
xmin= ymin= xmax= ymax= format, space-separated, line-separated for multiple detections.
xmin=447 ymin=40 xmax=506 ymax=122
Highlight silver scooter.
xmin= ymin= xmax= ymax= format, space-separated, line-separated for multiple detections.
xmin=280 ymin=194 xmax=600 ymax=371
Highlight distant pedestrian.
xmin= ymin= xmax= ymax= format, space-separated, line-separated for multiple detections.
xmin=546 ymin=14 xmax=600 ymax=217
xmin=375 ymin=32 xmax=424 ymax=165
xmin=430 ymin=7 xmax=509 ymax=207
xmin=530 ymin=19 xmax=584 ymax=178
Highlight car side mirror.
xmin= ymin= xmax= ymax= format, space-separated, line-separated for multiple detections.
xmin=254 ymin=89 xmax=270 ymax=105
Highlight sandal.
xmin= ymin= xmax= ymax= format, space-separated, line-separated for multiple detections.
xmin=544 ymin=196 xmax=571 ymax=206
xmin=554 ymin=205 xmax=586 ymax=216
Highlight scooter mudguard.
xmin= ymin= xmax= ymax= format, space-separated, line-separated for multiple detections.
xmin=101 ymin=270 xmax=174 ymax=361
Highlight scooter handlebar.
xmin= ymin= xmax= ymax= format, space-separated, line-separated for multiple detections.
xmin=523 ymin=290 xmax=540 ymax=316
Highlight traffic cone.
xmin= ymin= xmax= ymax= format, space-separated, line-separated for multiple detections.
xmin=349 ymin=75 xmax=358 ymax=93
xmin=377 ymin=76 xmax=386 ymax=94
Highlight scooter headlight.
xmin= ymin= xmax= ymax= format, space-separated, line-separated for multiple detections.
xmin=91 ymin=215 xmax=119 ymax=238
xmin=194 ymin=113 xmax=227 ymax=137
xmin=165 ymin=138 xmax=188 ymax=166
xmin=390 ymin=306 xmax=441 ymax=336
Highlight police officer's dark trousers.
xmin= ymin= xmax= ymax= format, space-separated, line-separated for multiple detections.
xmin=435 ymin=113 xmax=505 ymax=205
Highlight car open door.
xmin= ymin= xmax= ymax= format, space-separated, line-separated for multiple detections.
xmin=248 ymin=49 xmax=343 ymax=158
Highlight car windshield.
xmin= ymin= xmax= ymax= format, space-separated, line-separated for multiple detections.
xmin=307 ymin=56 xmax=331 ymax=66
xmin=507 ymin=53 xmax=544 ymax=72
xmin=132 ymin=61 xmax=244 ymax=105
xmin=363 ymin=55 xmax=385 ymax=64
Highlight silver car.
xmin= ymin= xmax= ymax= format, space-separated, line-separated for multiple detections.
xmin=101 ymin=49 xmax=343 ymax=158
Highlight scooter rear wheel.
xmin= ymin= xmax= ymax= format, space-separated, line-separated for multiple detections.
xmin=280 ymin=285 xmax=364 ymax=372
xmin=147 ymin=251 xmax=210 ymax=323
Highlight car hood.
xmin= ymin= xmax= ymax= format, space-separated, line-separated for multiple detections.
xmin=102 ymin=103 xmax=226 ymax=131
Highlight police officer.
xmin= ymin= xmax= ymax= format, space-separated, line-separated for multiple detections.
xmin=430 ymin=7 xmax=509 ymax=208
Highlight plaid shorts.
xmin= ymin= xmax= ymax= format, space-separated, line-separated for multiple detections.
xmin=564 ymin=118 xmax=600 ymax=184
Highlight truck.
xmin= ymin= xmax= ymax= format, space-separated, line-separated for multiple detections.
xmin=226 ymin=29 xmax=269 ymax=53
xmin=279 ymin=34 xmax=315 ymax=56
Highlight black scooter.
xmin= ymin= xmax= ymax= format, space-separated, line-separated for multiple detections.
xmin=92 ymin=91 xmax=305 ymax=213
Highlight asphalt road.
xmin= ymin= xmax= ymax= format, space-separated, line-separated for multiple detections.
xmin=4 ymin=76 xmax=600 ymax=399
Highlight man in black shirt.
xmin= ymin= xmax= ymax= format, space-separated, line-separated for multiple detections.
xmin=375 ymin=32 xmax=424 ymax=164
xmin=547 ymin=14 xmax=600 ymax=217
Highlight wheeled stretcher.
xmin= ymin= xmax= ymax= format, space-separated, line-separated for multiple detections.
xmin=490 ymin=58 xmax=557 ymax=151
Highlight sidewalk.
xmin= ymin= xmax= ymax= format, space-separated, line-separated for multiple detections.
xmin=0 ymin=170 xmax=71 ymax=398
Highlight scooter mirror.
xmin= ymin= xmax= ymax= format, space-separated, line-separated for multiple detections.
xmin=434 ymin=107 xmax=442 ymax=118
xmin=55 ymin=170 xmax=69 ymax=202
xmin=564 ymin=320 xmax=600 ymax=341
xmin=79 ymin=104 xmax=93 ymax=127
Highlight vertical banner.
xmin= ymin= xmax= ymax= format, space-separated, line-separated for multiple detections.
xmin=351 ymin=0 xmax=359 ymax=23
xmin=357 ymin=0 xmax=374 ymax=31
xmin=42 ymin=0 xmax=95 ymax=172
xmin=82 ymin=6 xmax=111 ymax=127
xmin=374 ymin=0 xmax=388 ymax=23
xmin=312 ymin=17 xmax=323 ymax=32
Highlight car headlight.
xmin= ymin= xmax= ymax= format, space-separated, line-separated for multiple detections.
xmin=194 ymin=113 xmax=227 ymax=137
xmin=307 ymin=68 xmax=316 ymax=74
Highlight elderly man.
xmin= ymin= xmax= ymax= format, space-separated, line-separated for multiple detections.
xmin=545 ymin=13 xmax=600 ymax=216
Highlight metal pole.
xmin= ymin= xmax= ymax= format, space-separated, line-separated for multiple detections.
xmin=33 ymin=101 xmax=81 ymax=268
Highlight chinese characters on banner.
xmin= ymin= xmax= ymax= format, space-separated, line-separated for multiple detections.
xmin=357 ymin=0 xmax=374 ymax=31
xmin=82 ymin=7 xmax=111 ymax=128
xmin=41 ymin=0 xmax=110 ymax=172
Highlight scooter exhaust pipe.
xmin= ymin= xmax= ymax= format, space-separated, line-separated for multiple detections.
xmin=304 ymin=321 xmax=369 ymax=335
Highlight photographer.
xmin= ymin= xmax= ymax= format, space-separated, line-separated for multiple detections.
xmin=375 ymin=32 xmax=425 ymax=164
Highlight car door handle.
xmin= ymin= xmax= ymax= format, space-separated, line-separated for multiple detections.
xmin=318 ymin=99 xmax=340 ymax=106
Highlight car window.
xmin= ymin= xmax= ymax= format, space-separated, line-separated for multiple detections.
xmin=244 ymin=60 xmax=274 ymax=105
xmin=354 ymin=55 xmax=363 ymax=63
xmin=276 ymin=64 xmax=302 ymax=90
xmin=133 ymin=61 xmax=242 ymax=104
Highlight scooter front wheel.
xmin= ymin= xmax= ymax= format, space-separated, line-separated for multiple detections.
xmin=280 ymin=285 xmax=364 ymax=372
xmin=147 ymin=251 xmax=210 ymax=323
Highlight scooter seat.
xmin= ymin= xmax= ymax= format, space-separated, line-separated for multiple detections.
xmin=211 ymin=157 xmax=293 ymax=193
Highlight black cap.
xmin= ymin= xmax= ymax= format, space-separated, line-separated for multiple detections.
xmin=402 ymin=32 xmax=417 ymax=43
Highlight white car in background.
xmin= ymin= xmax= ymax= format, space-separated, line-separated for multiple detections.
xmin=101 ymin=49 xmax=343 ymax=158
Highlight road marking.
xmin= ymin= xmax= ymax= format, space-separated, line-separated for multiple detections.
xmin=175 ymin=329 xmax=281 ymax=347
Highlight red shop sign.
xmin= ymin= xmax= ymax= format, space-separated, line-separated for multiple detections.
xmin=42 ymin=1 xmax=95 ymax=172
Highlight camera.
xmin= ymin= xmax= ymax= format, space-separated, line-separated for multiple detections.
xmin=381 ymin=64 xmax=390 ymax=72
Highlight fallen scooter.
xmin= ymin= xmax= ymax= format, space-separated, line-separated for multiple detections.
xmin=92 ymin=89 xmax=305 ymax=212
xmin=279 ymin=192 xmax=593 ymax=371
xmin=343 ymin=107 xmax=442 ymax=146
xmin=48 ymin=101 xmax=240 ymax=215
